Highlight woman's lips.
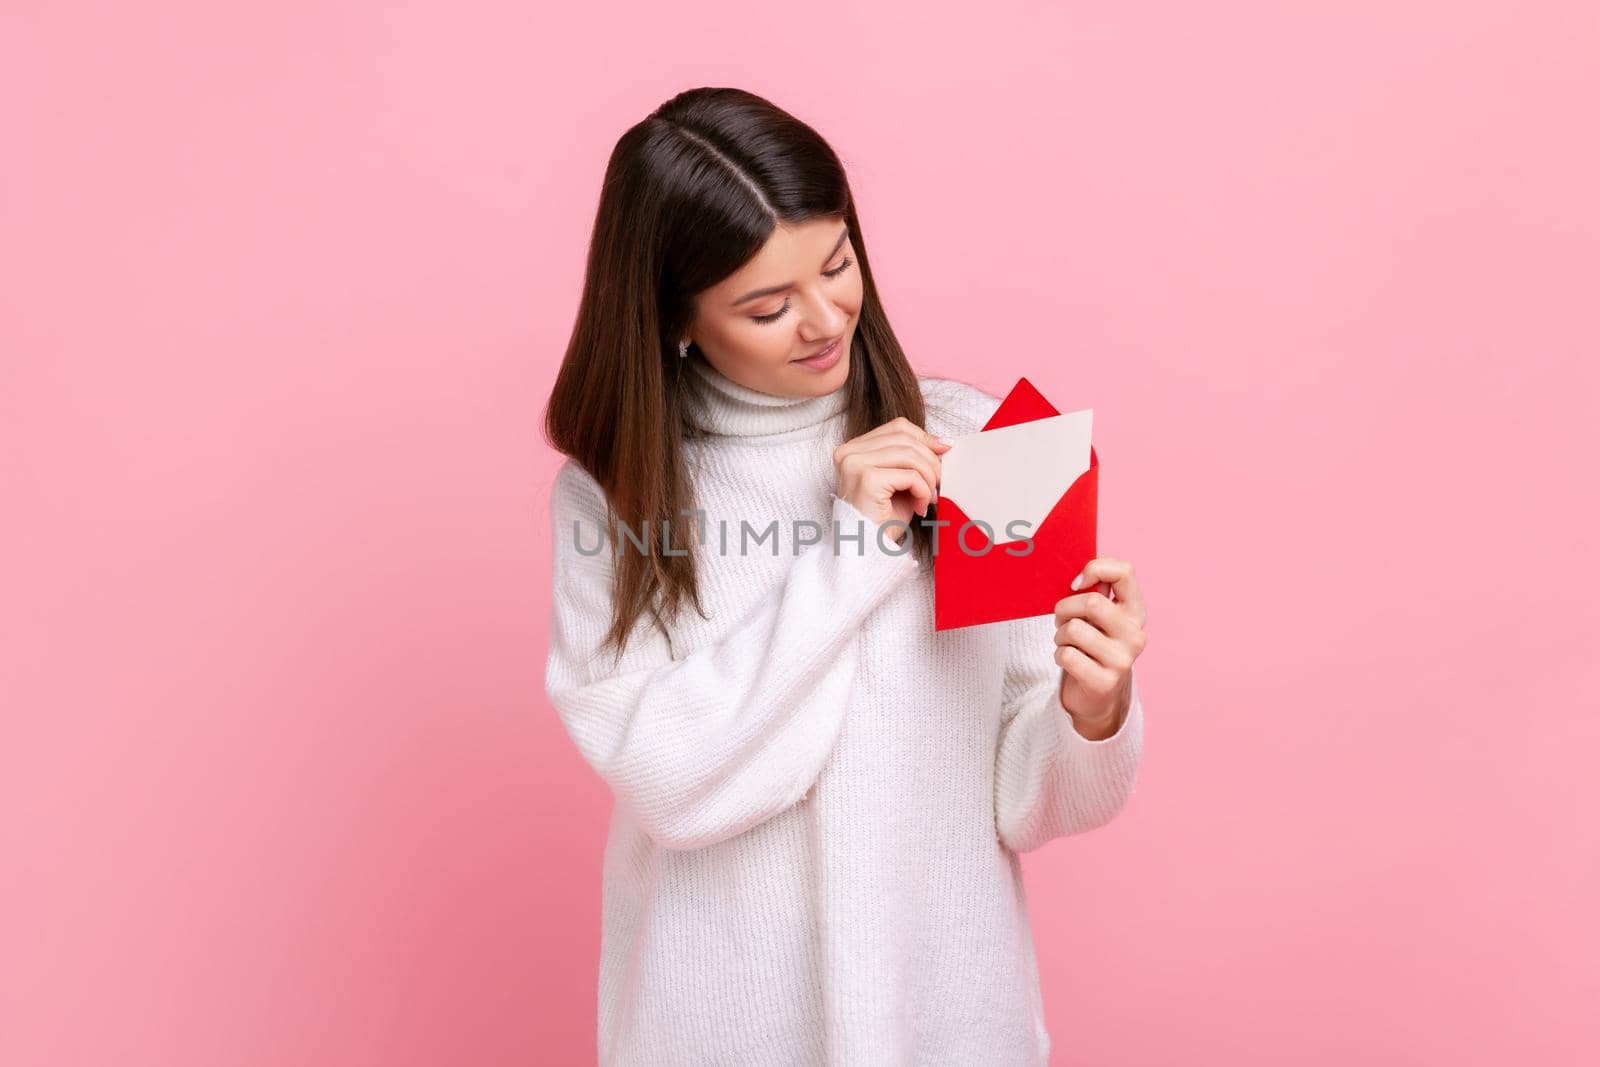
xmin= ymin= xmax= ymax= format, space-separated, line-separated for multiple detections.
xmin=794 ymin=338 xmax=843 ymax=370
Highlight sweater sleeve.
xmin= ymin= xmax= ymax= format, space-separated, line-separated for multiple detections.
xmin=543 ymin=460 xmax=922 ymax=851
xmin=992 ymin=607 xmax=1145 ymax=853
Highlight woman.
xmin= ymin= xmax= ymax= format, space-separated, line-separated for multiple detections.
xmin=543 ymin=87 xmax=1149 ymax=1066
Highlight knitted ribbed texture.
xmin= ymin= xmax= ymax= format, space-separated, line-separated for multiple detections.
xmin=544 ymin=355 xmax=1145 ymax=1065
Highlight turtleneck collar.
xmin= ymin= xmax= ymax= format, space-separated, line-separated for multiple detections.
xmin=680 ymin=353 xmax=848 ymax=440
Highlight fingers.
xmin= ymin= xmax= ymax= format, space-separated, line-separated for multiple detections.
xmin=835 ymin=428 xmax=946 ymax=518
xmin=864 ymin=416 xmax=950 ymax=451
xmin=834 ymin=420 xmax=951 ymax=489
xmin=1053 ymin=615 xmax=1134 ymax=674
xmin=1054 ymin=645 xmax=1120 ymax=697
xmin=831 ymin=418 xmax=952 ymax=526
xmin=835 ymin=434 xmax=948 ymax=477
xmin=875 ymin=465 xmax=936 ymax=518
xmin=1053 ymin=556 xmax=1148 ymax=698
xmin=1053 ymin=588 xmax=1144 ymax=644
xmin=843 ymin=444 xmax=940 ymax=506
xmin=1068 ymin=556 xmax=1147 ymax=628
xmin=837 ymin=417 xmax=951 ymax=459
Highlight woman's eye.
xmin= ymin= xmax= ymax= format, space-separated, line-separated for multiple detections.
xmin=751 ymin=258 xmax=853 ymax=324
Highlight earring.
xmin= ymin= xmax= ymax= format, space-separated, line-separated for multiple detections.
xmin=678 ymin=339 xmax=690 ymax=358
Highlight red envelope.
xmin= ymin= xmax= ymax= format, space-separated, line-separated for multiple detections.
xmin=932 ymin=378 xmax=1098 ymax=631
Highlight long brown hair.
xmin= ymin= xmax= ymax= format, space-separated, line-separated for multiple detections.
xmin=544 ymin=87 xmax=935 ymax=658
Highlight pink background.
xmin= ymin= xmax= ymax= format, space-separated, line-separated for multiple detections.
xmin=5 ymin=3 xmax=1597 ymax=1064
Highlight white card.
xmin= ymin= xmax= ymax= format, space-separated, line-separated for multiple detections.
xmin=938 ymin=408 xmax=1093 ymax=544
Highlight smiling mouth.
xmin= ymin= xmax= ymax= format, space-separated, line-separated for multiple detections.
xmin=796 ymin=336 xmax=843 ymax=361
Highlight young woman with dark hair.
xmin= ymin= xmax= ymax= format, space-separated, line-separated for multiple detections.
xmin=543 ymin=86 xmax=1150 ymax=1065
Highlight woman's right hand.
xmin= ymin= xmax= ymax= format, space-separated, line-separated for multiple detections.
xmin=832 ymin=417 xmax=953 ymax=543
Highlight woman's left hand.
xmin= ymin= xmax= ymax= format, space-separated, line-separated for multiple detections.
xmin=1053 ymin=556 xmax=1149 ymax=739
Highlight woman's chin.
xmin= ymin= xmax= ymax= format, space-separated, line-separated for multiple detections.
xmin=788 ymin=353 xmax=848 ymax=393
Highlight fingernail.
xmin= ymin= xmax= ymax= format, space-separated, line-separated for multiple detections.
xmin=1070 ymin=574 xmax=1084 ymax=591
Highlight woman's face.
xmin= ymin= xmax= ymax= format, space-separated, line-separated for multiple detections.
xmin=686 ymin=216 xmax=862 ymax=398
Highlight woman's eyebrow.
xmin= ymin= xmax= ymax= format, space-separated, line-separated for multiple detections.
xmin=730 ymin=227 xmax=851 ymax=307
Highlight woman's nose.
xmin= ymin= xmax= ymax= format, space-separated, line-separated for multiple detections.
xmin=797 ymin=287 xmax=849 ymax=339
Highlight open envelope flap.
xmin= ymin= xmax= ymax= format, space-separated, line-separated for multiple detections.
xmin=982 ymin=375 xmax=1059 ymax=429
xmin=937 ymin=410 xmax=1092 ymax=544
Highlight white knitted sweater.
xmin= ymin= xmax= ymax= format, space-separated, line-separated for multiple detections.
xmin=543 ymin=354 xmax=1145 ymax=1065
